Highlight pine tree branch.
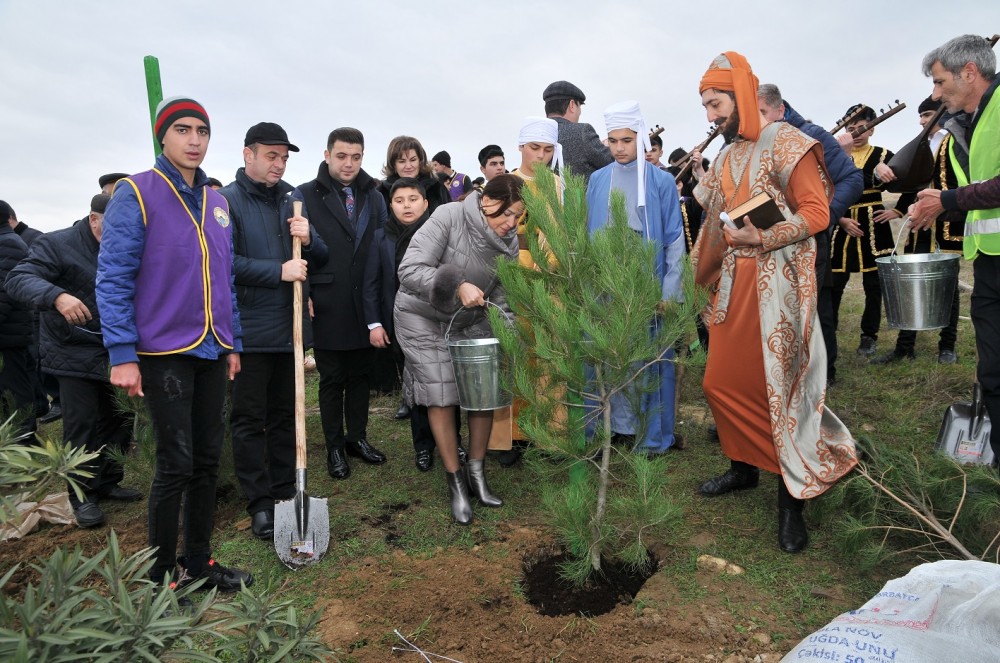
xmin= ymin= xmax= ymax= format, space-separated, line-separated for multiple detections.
xmin=855 ymin=462 xmax=977 ymax=560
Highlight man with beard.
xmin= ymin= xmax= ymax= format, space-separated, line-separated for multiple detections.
xmin=297 ymin=128 xmax=389 ymax=480
xmin=691 ymin=52 xmax=857 ymax=553
xmin=757 ymin=84 xmax=864 ymax=386
xmin=909 ymin=34 xmax=1000 ymax=466
xmin=220 ymin=122 xmax=328 ymax=539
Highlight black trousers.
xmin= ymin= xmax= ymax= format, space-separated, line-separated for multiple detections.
xmin=230 ymin=353 xmax=296 ymax=515
xmin=831 ymin=269 xmax=883 ymax=342
xmin=58 ymin=376 xmax=132 ymax=507
xmin=971 ymin=255 xmax=1000 ymax=466
xmin=141 ymin=355 xmax=228 ymax=581
xmin=0 ymin=346 xmax=38 ymax=439
xmin=894 ymin=277 xmax=961 ymax=354
xmin=314 ymin=347 xmax=373 ymax=451
xmin=815 ymin=231 xmax=838 ymax=379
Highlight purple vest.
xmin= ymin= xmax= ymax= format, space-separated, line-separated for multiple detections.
xmin=127 ymin=169 xmax=235 ymax=355
xmin=447 ymin=172 xmax=467 ymax=201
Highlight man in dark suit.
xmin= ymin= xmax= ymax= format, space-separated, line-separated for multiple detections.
xmin=543 ymin=80 xmax=612 ymax=183
xmin=297 ymin=128 xmax=388 ymax=479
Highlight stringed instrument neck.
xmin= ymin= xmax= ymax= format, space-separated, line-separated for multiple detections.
xmin=675 ymin=125 xmax=722 ymax=180
xmin=848 ymin=101 xmax=907 ymax=138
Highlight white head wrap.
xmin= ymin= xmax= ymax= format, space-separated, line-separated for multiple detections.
xmin=603 ymin=101 xmax=651 ymax=208
xmin=517 ymin=116 xmax=564 ymax=176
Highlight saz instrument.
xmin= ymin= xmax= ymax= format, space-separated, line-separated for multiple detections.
xmin=886 ymin=33 xmax=1000 ymax=192
xmin=830 ymin=104 xmax=865 ymax=134
xmin=847 ymin=101 xmax=907 ymax=138
xmin=675 ymin=125 xmax=722 ymax=181
xmin=649 ymin=124 xmax=665 ymax=139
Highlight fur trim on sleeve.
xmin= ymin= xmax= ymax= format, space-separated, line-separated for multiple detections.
xmin=430 ymin=263 xmax=465 ymax=311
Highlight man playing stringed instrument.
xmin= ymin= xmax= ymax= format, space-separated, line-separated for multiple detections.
xmin=830 ymin=104 xmax=900 ymax=359
xmin=691 ymin=52 xmax=857 ymax=553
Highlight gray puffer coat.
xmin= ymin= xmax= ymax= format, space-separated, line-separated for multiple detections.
xmin=393 ymin=193 xmax=517 ymax=407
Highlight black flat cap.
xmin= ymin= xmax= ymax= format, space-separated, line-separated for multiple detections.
xmin=99 ymin=173 xmax=129 ymax=189
xmin=244 ymin=122 xmax=299 ymax=152
xmin=91 ymin=194 xmax=111 ymax=214
xmin=543 ymin=81 xmax=586 ymax=103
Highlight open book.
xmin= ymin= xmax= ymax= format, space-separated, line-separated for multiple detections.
xmin=726 ymin=192 xmax=784 ymax=230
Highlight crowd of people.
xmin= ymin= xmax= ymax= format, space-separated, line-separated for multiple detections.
xmin=0 ymin=33 xmax=997 ymax=591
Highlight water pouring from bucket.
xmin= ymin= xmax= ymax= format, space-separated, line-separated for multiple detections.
xmin=876 ymin=219 xmax=960 ymax=331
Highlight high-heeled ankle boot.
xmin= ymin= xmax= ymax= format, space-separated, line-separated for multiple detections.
xmin=465 ymin=459 xmax=503 ymax=507
xmin=446 ymin=471 xmax=473 ymax=525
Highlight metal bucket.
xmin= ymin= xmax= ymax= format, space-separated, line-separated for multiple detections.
xmin=446 ymin=304 xmax=511 ymax=411
xmin=876 ymin=251 xmax=960 ymax=331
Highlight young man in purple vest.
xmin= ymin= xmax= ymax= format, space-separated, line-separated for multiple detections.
xmin=431 ymin=150 xmax=472 ymax=201
xmin=97 ymin=97 xmax=252 ymax=592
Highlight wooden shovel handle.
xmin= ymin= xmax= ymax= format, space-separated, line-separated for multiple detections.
xmin=292 ymin=200 xmax=307 ymax=471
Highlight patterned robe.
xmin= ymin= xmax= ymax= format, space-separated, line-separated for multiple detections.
xmin=693 ymin=122 xmax=857 ymax=498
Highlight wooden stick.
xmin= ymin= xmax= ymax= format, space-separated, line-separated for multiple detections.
xmin=292 ymin=201 xmax=307 ymax=471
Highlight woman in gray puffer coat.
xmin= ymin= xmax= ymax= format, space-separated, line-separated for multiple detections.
xmin=394 ymin=175 xmax=524 ymax=525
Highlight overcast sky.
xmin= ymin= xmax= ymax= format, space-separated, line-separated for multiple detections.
xmin=2 ymin=0 xmax=998 ymax=232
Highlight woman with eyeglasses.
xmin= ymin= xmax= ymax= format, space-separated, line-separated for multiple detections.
xmin=393 ymin=174 xmax=524 ymax=525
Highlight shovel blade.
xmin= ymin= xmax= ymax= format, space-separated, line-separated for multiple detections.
xmin=936 ymin=400 xmax=995 ymax=466
xmin=274 ymin=494 xmax=330 ymax=570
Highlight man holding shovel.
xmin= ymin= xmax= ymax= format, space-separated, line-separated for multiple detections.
xmin=220 ymin=123 xmax=328 ymax=540
xmin=910 ymin=34 xmax=1000 ymax=466
xmin=97 ymin=96 xmax=252 ymax=591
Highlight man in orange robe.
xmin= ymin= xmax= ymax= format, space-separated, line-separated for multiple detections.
xmin=691 ymin=52 xmax=857 ymax=553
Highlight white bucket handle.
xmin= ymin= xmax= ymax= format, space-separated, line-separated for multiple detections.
xmin=445 ymin=299 xmax=512 ymax=342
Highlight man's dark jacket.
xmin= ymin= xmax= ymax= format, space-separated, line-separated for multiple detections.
xmin=4 ymin=219 xmax=105 ymax=376
xmin=553 ymin=117 xmax=613 ymax=183
xmin=220 ymin=168 xmax=329 ymax=353
xmin=783 ymin=101 xmax=864 ymax=225
xmin=297 ymin=163 xmax=387 ymax=351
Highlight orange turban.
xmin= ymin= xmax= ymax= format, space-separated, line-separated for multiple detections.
xmin=698 ymin=51 xmax=761 ymax=141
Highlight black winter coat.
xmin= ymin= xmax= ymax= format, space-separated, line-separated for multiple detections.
xmin=4 ymin=219 xmax=104 ymax=374
xmin=220 ymin=169 xmax=329 ymax=353
xmin=297 ymin=163 xmax=387 ymax=351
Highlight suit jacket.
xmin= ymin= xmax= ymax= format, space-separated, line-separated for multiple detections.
xmin=297 ymin=163 xmax=387 ymax=351
xmin=553 ymin=117 xmax=613 ymax=183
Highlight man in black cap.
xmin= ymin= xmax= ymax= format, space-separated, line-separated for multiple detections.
xmin=431 ymin=151 xmax=472 ymax=201
xmin=219 ymin=122 xmax=328 ymax=539
xmin=6 ymin=194 xmax=143 ymax=528
xmin=543 ymin=80 xmax=612 ymax=182
xmin=99 ymin=174 xmax=129 ymax=196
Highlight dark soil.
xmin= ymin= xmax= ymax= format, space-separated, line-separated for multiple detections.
xmin=522 ymin=551 xmax=657 ymax=617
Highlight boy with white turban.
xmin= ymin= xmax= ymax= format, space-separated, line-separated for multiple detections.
xmin=491 ymin=117 xmax=565 ymax=465
xmin=585 ymin=101 xmax=685 ymax=454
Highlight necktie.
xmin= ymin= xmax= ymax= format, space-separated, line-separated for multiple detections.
xmin=343 ymin=186 xmax=355 ymax=222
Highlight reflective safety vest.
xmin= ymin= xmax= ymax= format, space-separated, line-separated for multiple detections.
xmin=952 ymin=89 xmax=1000 ymax=259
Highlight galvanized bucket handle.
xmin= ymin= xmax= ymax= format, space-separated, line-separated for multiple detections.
xmin=883 ymin=218 xmax=913 ymax=327
xmin=445 ymin=299 xmax=513 ymax=342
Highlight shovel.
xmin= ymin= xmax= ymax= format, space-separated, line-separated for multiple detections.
xmin=275 ymin=200 xmax=330 ymax=569
xmin=935 ymin=382 xmax=995 ymax=466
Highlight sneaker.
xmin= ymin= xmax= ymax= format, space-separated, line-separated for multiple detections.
xmin=938 ymin=349 xmax=957 ymax=365
xmin=174 ymin=559 xmax=253 ymax=593
xmin=856 ymin=336 xmax=877 ymax=357
xmin=871 ymin=348 xmax=915 ymax=365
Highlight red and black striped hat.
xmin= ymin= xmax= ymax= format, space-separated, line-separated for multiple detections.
xmin=154 ymin=96 xmax=210 ymax=144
